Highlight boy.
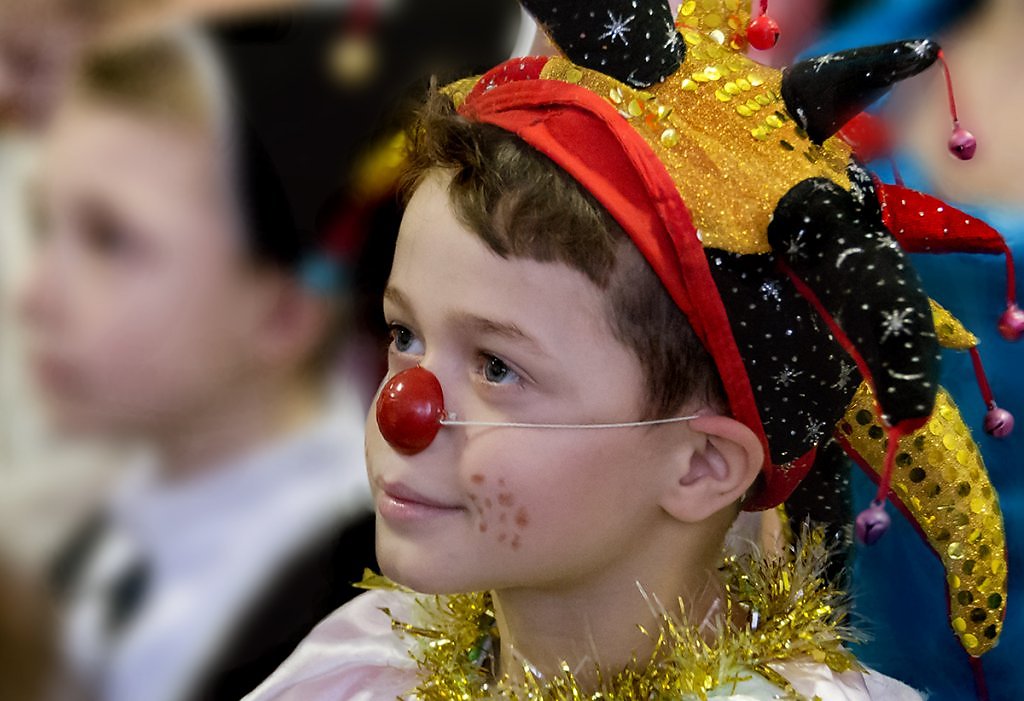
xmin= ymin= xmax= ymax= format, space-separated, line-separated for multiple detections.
xmin=244 ymin=97 xmax=914 ymax=701
xmin=246 ymin=1 xmax=1009 ymax=699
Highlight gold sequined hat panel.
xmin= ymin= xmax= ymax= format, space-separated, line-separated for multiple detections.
xmin=839 ymin=383 xmax=1007 ymax=656
xmin=539 ymin=45 xmax=852 ymax=254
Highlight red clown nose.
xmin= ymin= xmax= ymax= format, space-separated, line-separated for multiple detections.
xmin=375 ymin=367 xmax=445 ymax=454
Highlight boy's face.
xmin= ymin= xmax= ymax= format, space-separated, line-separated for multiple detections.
xmin=0 ymin=2 xmax=89 ymax=130
xmin=19 ymin=103 xmax=270 ymax=435
xmin=367 ymin=173 xmax=689 ymax=594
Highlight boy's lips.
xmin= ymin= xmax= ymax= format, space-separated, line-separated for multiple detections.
xmin=375 ymin=478 xmax=465 ymax=521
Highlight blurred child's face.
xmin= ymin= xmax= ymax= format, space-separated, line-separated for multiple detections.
xmin=19 ymin=102 xmax=270 ymax=435
xmin=367 ymin=173 xmax=688 ymax=594
xmin=0 ymin=2 xmax=88 ymax=129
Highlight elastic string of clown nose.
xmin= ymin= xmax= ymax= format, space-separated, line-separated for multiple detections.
xmin=439 ymin=416 xmax=697 ymax=430
xmin=376 ymin=367 xmax=697 ymax=455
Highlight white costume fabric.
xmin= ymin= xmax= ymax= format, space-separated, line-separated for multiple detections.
xmin=244 ymin=588 xmax=923 ymax=701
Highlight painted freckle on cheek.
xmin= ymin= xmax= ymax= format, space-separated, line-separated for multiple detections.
xmin=471 ymin=474 xmax=485 ymax=485
xmin=511 ymin=535 xmax=521 ymax=550
xmin=497 ymin=492 xmax=514 ymax=507
xmin=479 ymin=522 xmax=488 ymax=533
xmin=515 ymin=507 xmax=529 ymax=528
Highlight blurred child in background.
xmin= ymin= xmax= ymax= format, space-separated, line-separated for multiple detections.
xmin=0 ymin=0 xmax=156 ymax=585
xmin=19 ymin=15 xmax=375 ymax=701
xmin=0 ymin=0 xmax=314 ymax=596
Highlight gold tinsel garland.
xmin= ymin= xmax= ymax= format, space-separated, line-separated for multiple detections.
xmin=358 ymin=531 xmax=860 ymax=701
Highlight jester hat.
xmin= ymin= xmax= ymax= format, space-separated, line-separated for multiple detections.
xmin=432 ymin=0 xmax=1014 ymax=666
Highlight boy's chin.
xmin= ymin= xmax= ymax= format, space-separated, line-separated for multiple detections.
xmin=379 ymin=565 xmax=446 ymax=595
xmin=378 ymin=555 xmax=447 ymax=595
xmin=377 ymin=545 xmax=485 ymax=595
xmin=40 ymin=397 xmax=147 ymax=439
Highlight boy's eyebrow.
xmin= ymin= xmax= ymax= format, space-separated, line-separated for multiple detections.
xmin=451 ymin=313 xmax=551 ymax=358
xmin=383 ymin=285 xmax=410 ymax=310
xmin=385 ymin=285 xmax=550 ymax=357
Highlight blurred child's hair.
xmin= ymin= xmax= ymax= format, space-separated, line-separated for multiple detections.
xmin=71 ymin=32 xmax=211 ymax=127
xmin=403 ymin=89 xmax=724 ymax=419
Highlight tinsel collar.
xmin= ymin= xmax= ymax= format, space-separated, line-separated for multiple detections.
xmin=359 ymin=533 xmax=860 ymax=701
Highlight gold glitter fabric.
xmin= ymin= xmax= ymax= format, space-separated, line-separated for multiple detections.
xmin=536 ymin=10 xmax=852 ymax=255
xmin=349 ymin=132 xmax=409 ymax=202
xmin=675 ymin=0 xmax=751 ymax=48
xmin=359 ymin=532 xmax=860 ymax=701
xmin=931 ymin=299 xmax=980 ymax=350
xmin=837 ymin=383 xmax=1007 ymax=656
xmin=452 ymin=2 xmax=852 ymax=255
xmin=445 ymin=75 xmax=481 ymax=108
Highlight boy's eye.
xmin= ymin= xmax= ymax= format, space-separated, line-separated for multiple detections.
xmin=481 ymin=354 xmax=520 ymax=385
xmin=389 ymin=324 xmax=424 ymax=355
xmin=81 ymin=205 xmax=139 ymax=258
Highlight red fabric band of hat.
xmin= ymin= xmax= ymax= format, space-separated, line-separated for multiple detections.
xmin=457 ymin=73 xmax=795 ymax=504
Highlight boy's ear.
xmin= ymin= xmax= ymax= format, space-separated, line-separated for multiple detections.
xmin=250 ymin=273 xmax=332 ymax=369
xmin=658 ymin=414 xmax=765 ymax=524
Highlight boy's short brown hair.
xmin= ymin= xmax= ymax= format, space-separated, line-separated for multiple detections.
xmin=403 ymin=90 xmax=724 ymax=419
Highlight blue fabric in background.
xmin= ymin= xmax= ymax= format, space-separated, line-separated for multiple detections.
xmin=800 ymin=0 xmax=975 ymax=59
xmin=802 ymin=3 xmax=1019 ymax=698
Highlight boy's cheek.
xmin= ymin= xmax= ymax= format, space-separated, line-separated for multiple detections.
xmin=364 ymin=410 xmax=386 ymax=464
xmin=34 ymin=370 xmax=152 ymax=434
xmin=40 ymin=315 xmax=210 ymax=430
xmin=465 ymin=472 xmax=531 ymax=552
xmin=363 ymin=420 xmax=410 ymax=490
